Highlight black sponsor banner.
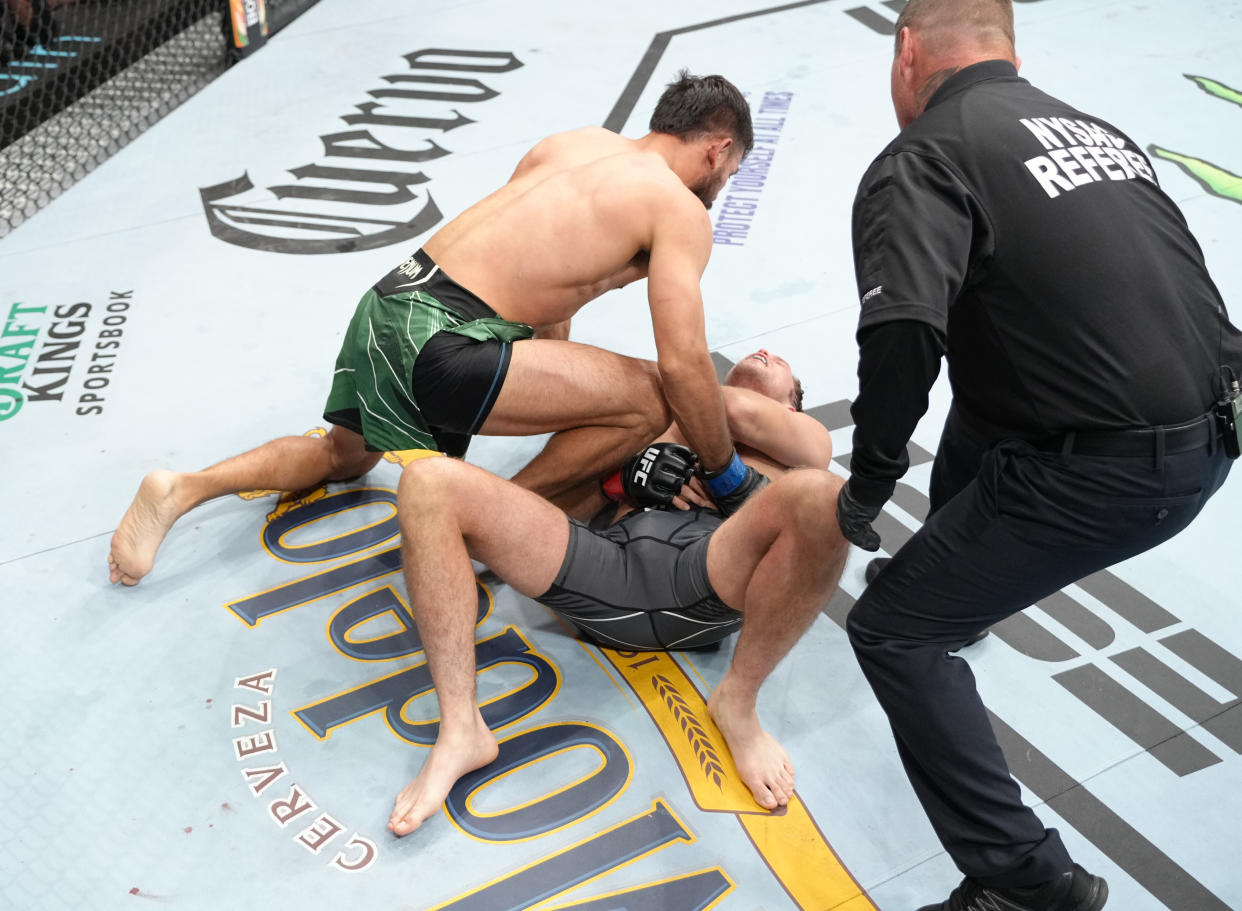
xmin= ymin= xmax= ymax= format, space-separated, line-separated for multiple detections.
xmin=1 ymin=0 xmax=218 ymax=148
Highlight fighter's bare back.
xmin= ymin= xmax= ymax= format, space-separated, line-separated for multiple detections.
xmin=423 ymin=127 xmax=708 ymax=329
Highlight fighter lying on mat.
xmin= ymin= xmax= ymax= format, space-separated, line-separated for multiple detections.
xmin=389 ymin=349 xmax=851 ymax=835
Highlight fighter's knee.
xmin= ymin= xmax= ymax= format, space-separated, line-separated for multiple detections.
xmin=397 ymin=454 xmax=463 ymax=501
xmin=772 ymin=469 xmax=844 ymax=532
xmin=788 ymin=468 xmax=843 ymax=500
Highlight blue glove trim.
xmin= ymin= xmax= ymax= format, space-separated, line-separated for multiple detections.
xmin=703 ymin=450 xmax=747 ymax=497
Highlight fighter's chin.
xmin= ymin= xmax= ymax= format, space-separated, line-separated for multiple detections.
xmin=724 ymin=360 xmax=763 ymax=388
xmin=692 ymin=181 xmax=721 ymax=210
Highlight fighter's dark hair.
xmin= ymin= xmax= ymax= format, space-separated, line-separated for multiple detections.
xmin=649 ymin=70 xmax=754 ymax=157
xmin=792 ymin=377 xmax=805 ymax=412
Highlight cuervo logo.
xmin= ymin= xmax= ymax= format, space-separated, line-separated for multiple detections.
xmin=198 ymin=48 xmax=522 ymax=255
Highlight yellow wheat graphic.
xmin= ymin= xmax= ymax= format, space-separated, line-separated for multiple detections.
xmin=651 ymin=674 xmax=726 ymax=789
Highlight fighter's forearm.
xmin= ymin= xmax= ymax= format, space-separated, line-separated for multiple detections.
xmin=724 ymin=388 xmax=833 ymax=468
xmin=658 ymin=352 xmax=733 ymax=471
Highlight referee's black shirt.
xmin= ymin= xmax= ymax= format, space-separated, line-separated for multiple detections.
xmin=848 ymin=59 xmax=1242 ymax=504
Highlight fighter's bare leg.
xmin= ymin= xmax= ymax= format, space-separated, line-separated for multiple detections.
xmin=389 ymin=457 xmax=570 ymax=835
xmin=703 ymin=469 xmax=849 ymax=809
xmin=108 ymin=425 xmax=379 ymax=586
xmin=479 ymin=340 xmax=671 ymax=505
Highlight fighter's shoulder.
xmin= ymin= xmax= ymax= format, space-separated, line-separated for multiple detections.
xmin=598 ymin=153 xmax=704 ymax=227
xmin=512 ymin=126 xmax=623 ymax=177
xmin=534 ymin=125 xmax=620 ymax=153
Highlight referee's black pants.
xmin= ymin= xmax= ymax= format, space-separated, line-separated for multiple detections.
xmin=846 ymin=404 xmax=1233 ymax=888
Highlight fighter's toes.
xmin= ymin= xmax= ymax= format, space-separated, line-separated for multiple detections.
xmin=769 ymin=775 xmax=793 ymax=808
xmin=388 ymin=813 xmax=417 ymax=837
xmin=752 ymin=787 xmax=780 ymax=810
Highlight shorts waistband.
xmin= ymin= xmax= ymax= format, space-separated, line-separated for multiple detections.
xmin=373 ymin=248 xmax=498 ymax=322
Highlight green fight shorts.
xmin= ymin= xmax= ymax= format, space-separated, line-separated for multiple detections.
xmin=324 ymin=248 xmax=533 ymax=454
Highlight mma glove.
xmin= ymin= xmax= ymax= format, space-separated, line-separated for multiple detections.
xmin=602 ymin=441 xmax=699 ymax=508
xmin=698 ymin=450 xmax=769 ymax=517
xmin=835 ymin=477 xmax=884 ymax=552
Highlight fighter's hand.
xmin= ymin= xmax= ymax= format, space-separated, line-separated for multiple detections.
xmin=698 ymin=450 xmax=769 ymax=517
xmin=835 ymin=479 xmax=883 ymax=551
xmin=602 ymin=442 xmax=699 ymax=508
xmin=672 ymin=475 xmax=713 ymax=510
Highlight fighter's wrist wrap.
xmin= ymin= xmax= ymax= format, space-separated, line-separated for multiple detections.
xmin=700 ymin=450 xmax=747 ymax=497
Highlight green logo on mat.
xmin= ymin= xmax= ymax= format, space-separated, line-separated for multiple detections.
xmin=1149 ymin=75 xmax=1242 ymax=204
xmin=0 ymin=302 xmax=47 ymax=421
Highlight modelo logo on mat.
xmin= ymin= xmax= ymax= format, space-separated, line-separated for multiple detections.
xmin=0 ymin=291 xmax=135 ymax=421
xmin=198 ymin=49 xmax=522 ymax=256
xmin=219 ymin=454 xmax=873 ymax=909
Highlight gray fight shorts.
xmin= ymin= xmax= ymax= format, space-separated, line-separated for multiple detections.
xmin=537 ymin=506 xmax=742 ymax=651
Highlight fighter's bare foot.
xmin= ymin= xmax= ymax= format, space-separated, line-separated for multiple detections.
xmin=108 ymin=470 xmax=184 ymax=586
xmin=708 ymin=684 xmax=794 ymax=810
xmin=389 ymin=719 xmax=498 ymax=836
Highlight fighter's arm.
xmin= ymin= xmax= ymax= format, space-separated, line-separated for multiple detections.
xmin=645 ymin=189 xmax=734 ymax=472
xmin=722 ymin=386 xmax=833 ymax=469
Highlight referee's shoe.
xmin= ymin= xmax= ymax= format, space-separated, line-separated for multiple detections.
xmin=918 ymin=864 xmax=1108 ymax=911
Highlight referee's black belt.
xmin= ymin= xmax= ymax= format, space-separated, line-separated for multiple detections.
xmin=1033 ymin=412 xmax=1219 ymax=458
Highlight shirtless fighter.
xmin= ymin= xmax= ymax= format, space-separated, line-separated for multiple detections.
xmin=388 ymin=349 xmax=850 ymax=835
xmin=108 ymin=70 xmax=758 ymax=585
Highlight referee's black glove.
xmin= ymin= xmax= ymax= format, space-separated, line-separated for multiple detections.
xmin=835 ymin=479 xmax=883 ymax=551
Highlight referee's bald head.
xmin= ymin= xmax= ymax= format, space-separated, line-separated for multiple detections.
xmin=894 ymin=0 xmax=1016 ymax=58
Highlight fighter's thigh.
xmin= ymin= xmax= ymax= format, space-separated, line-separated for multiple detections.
xmin=704 ymin=469 xmax=843 ymax=607
xmin=398 ymin=456 xmax=570 ymax=595
xmin=480 ymin=339 xmax=666 ymax=434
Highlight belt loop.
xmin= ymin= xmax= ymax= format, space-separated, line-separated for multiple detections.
xmin=1208 ymin=414 xmax=1218 ymax=455
xmin=1060 ymin=431 xmax=1076 ymax=457
xmin=1153 ymin=426 xmax=1166 ymax=470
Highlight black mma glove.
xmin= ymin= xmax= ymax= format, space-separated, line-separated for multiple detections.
xmin=699 ymin=450 xmax=769 ymax=517
xmin=602 ymin=442 xmax=699 ymax=508
xmin=835 ymin=478 xmax=883 ymax=551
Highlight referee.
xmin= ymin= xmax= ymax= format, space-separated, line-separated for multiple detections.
xmin=835 ymin=1 xmax=1242 ymax=910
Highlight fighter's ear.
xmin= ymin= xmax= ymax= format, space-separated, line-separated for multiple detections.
xmin=708 ymin=135 xmax=734 ymax=168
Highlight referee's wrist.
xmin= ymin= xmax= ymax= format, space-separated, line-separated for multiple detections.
xmin=844 ymin=473 xmax=895 ymax=508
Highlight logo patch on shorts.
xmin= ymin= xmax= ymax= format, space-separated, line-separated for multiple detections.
xmin=394 ymin=256 xmax=423 ymax=282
